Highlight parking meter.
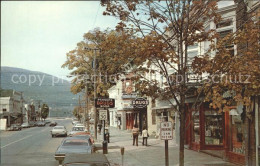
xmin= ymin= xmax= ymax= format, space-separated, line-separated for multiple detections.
xmin=121 ymin=147 xmax=124 ymax=155
xmin=121 ymin=147 xmax=125 ymax=166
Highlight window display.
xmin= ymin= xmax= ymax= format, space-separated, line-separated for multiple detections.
xmin=230 ymin=115 xmax=245 ymax=154
xmin=205 ymin=110 xmax=223 ymax=145
xmin=192 ymin=112 xmax=200 ymax=143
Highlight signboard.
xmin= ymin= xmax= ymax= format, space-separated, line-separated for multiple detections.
xmin=132 ymin=97 xmax=149 ymax=108
xmin=99 ymin=110 xmax=107 ymax=120
xmin=95 ymin=98 xmax=115 ymax=108
xmin=160 ymin=122 xmax=173 ymax=140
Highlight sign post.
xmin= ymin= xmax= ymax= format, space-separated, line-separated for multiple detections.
xmin=160 ymin=122 xmax=173 ymax=166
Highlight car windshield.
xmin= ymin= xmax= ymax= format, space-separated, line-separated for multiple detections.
xmin=62 ymin=140 xmax=89 ymax=146
xmin=54 ymin=127 xmax=64 ymax=130
xmin=65 ymin=163 xmax=109 ymax=166
xmin=72 ymin=127 xmax=84 ymax=131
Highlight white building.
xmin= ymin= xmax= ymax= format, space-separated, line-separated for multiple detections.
xmin=0 ymin=89 xmax=24 ymax=128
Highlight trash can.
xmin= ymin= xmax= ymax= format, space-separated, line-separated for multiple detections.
xmin=103 ymin=141 xmax=108 ymax=154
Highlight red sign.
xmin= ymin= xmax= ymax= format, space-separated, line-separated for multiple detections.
xmin=95 ymin=98 xmax=115 ymax=108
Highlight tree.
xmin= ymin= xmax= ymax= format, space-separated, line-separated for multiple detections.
xmin=101 ymin=1 xmax=221 ymax=165
xmin=62 ymin=28 xmax=144 ymax=97
xmin=73 ymin=106 xmax=82 ymax=120
xmin=41 ymin=104 xmax=49 ymax=121
xmin=192 ymin=2 xmax=260 ymax=165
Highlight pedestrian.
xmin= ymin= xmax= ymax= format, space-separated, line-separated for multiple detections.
xmin=117 ymin=120 xmax=121 ymax=130
xmin=98 ymin=123 xmax=102 ymax=135
xmin=132 ymin=125 xmax=139 ymax=146
xmin=142 ymin=127 xmax=149 ymax=146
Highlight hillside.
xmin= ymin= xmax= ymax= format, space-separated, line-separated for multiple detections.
xmin=0 ymin=66 xmax=80 ymax=114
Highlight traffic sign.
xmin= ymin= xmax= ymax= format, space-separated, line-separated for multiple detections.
xmin=160 ymin=122 xmax=173 ymax=140
xmin=99 ymin=110 xmax=107 ymax=120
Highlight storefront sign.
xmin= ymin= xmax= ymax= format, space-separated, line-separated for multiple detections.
xmin=95 ymin=98 xmax=115 ymax=108
xmin=160 ymin=122 xmax=173 ymax=140
xmin=122 ymin=93 xmax=137 ymax=99
xmin=132 ymin=98 xmax=149 ymax=108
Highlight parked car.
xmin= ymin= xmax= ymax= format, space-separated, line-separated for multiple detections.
xmin=74 ymin=123 xmax=84 ymax=127
xmin=29 ymin=121 xmax=37 ymax=127
xmin=72 ymin=120 xmax=79 ymax=125
xmin=44 ymin=120 xmax=51 ymax=124
xmin=71 ymin=132 xmax=94 ymax=144
xmin=68 ymin=127 xmax=86 ymax=136
xmin=21 ymin=122 xmax=30 ymax=128
xmin=37 ymin=121 xmax=46 ymax=127
xmin=49 ymin=121 xmax=57 ymax=127
xmin=58 ymin=153 xmax=111 ymax=166
xmin=50 ymin=126 xmax=67 ymax=137
xmin=8 ymin=124 xmax=22 ymax=131
xmin=54 ymin=137 xmax=93 ymax=157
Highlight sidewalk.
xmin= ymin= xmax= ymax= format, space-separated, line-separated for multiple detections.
xmin=95 ymin=127 xmax=236 ymax=166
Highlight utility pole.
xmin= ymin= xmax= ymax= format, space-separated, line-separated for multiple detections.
xmin=84 ymin=46 xmax=99 ymax=140
xmin=78 ymin=95 xmax=81 ymax=121
xmin=85 ymin=84 xmax=90 ymax=131
xmin=94 ymin=48 xmax=97 ymax=140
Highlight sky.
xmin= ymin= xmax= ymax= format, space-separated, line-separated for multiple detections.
xmin=1 ymin=1 xmax=118 ymax=79
xmin=1 ymin=1 xmax=234 ymax=80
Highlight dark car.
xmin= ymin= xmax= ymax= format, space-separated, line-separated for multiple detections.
xmin=55 ymin=137 xmax=93 ymax=156
xmin=9 ymin=124 xmax=22 ymax=131
xmin=37 ymin=121 xmax=46 ymax=127
xmin=55 ymin=153 xmax=110 ymax=166
xmin=29 ymin=121 xmax=37 ymax=127
xmin=44 ymin=120 xmax=51 ymax=124
xmin=49 ymin=121 xmax=57 ymax=127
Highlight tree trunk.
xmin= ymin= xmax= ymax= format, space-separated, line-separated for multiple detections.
xmin=179 ymin=94 xmax=186 ymax=166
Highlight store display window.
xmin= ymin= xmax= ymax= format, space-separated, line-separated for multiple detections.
xmin=205 ymin=110 xmax=223 ymax=145
xmin=230 ymin=114 xmax=245 ymax=154
xmin=192 ymin=112 xmax=200 ymax=143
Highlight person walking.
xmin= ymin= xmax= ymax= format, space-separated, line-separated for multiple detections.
xmin=117 ymin=120 xmax=121 ymax=130
xmin=142 ymin=127 xmax=148 ymax=146
xmin=132 ymin=125 xmax=139 ymax=146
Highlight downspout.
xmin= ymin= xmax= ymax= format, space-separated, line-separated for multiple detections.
xmin=255 ymin=97 xmax=259 ymax=166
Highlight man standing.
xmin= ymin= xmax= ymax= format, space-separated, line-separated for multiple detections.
xmin=142 ymin=127 xmax=148 ymax=146
xmin=132 ymin=125 xmax=139 ymax=146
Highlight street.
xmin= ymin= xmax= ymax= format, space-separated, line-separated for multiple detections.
xmin=0 ymin=118 xmax=236 ymax=166
xmin=0 ymin=119 xmax=72 ymax=166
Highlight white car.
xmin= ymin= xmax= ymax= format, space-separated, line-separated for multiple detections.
xmin=50 ymin=126 xmax=67 ymax=137
xmin=72 ymin=120 xmax=79 ymax=125
xmin=68 ymin=126 xmax=86 ymax=136
xmin=21 ymin=122 xmax=30 ymax=128
xmin=74 ymin=123 xmax=84 ymax=127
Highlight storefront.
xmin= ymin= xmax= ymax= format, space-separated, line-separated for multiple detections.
xmin=225 ymin=106 xmax=245 ymax=164
xmin=186 ymin=103 xmax=225 ymax=151
xmin=186 ymin=103 xmax=246 ymax=165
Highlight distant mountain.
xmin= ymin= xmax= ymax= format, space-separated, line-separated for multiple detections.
xmin=0 ymin=66 xmax=80 ymax=114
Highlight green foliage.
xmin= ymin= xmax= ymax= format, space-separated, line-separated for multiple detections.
xmin=41 ymin=104 xmax=49 ymax=120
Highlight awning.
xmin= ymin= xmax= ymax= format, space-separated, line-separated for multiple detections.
xmin=152 ymin=106 xmax=172 ymax=110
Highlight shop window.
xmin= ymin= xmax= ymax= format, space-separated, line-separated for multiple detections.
xmin=205 ymin=110 xmax=223 ymax=145
xmin=193 ymin=112 xmax=200 ymax=143
xmin=230 ymin=114 xmax=245 ymax=154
